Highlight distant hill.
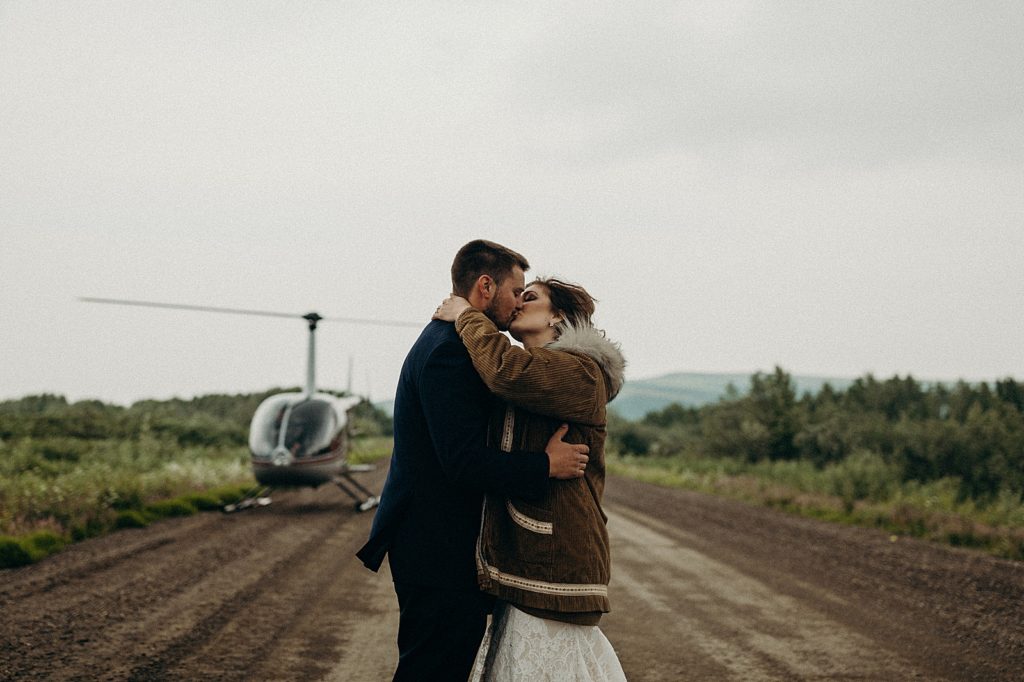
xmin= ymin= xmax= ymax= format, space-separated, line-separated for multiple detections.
xmin=610 ymin=371 xmax=855 ymax=421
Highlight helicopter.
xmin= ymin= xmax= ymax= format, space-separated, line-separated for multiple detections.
xmin=79 ymin=297 xmax=421 ymax=512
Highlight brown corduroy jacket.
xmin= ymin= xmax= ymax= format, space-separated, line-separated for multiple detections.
xmin=454 ymin=309 xmax=626 ymax=624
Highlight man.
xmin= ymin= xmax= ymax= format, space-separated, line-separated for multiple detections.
xmin=356 ymin=240 xmax=590 ymax=681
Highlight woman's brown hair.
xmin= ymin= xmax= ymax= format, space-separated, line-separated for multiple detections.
xmin=531 ymin=277 xmax=596 ymax=333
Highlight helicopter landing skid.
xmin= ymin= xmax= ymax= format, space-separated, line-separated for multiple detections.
xmin=223 ymin=486 xmax=273 ymax=513
xmin=333 ymin=472 xmax=380 ymax=512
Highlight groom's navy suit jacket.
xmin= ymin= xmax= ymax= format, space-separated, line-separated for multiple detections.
xmin=357 ymin=320 xmax=549 ymax=591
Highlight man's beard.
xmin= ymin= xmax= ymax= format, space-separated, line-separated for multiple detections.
xmin=484 ymin=298 xmax=513 ymax=331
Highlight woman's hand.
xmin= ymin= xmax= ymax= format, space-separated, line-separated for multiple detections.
xmin=432 ymin=295 xmax=472 ymax=322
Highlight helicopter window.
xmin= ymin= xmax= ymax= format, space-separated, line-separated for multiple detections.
xmin=248 ymin=396 xmax=294 ymax=458
xmin=284 ymin=400 xmax=338 ymax=459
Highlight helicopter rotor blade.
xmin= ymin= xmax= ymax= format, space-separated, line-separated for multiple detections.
xmin=79 ymin=297 xmax=422 ymax=328
xmin=318 ymin=314 xmax=422 ymax=328
xmin=80 ymin=297 xmax=303 ymax=320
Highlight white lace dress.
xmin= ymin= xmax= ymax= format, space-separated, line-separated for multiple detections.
xmin=470 ymin=601 xmax=627 ymax=681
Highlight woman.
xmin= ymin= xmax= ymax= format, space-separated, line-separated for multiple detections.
xmin=434 ymin=277 xmax=627 ymax=681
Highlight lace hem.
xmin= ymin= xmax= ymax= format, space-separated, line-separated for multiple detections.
xmin=470 ymin=601 xmax=627 ymax=682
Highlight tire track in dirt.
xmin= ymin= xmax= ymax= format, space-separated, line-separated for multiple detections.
xmin=320 ymin=559 xmax=400 ymax=681
xmin=604 ymin=503 xmax=928 ymax=681
xmin=118 ymin=517 xmax=345 ymax=680
xmin=4 ymin=513 xmax=306 ymax=680
xmin=163 ymin=495 xmax=388 ymax=681
xmin=255 ymin=510 xmax=399 ymax=681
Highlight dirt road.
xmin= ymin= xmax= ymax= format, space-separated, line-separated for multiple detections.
xmin=2 ymin=468 xmax=1022 ymax=681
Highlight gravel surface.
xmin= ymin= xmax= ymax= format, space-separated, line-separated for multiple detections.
xmin=2 ymin=468 xmax=1021 ymax=681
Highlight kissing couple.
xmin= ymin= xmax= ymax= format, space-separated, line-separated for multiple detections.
xmin=358 ymin=239 xmax=627 ymax=681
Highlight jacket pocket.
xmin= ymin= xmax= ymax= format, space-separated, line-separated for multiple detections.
xmin=504 ymin=498 xmax=554 ymax=567
xmin=506 ymin=499 xmax=553 ymax=535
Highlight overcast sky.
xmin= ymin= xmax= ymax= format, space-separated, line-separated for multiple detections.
xmin=2 ymin=1 xmax=1022 ymax=406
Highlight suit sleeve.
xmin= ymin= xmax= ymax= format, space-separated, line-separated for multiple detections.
xmin=454 ymin=309 xmax=603 ymax=424
xmin=418 ymin=336 xmax=549 ymax=500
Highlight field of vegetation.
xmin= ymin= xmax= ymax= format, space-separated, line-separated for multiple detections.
xmin=608 ymin=369 xmax=1024 ymax=560
xmin=0 ymin=390 xmax=393 ymax=568
xmin=4 ymin=371 xmax=1022 ymax=569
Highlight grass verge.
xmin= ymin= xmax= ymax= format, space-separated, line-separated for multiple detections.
xmin=608 ymin=453 xmax=1024 ymax=562
xmin=0 ymin=435 xmax=395 ymax=570
xmin=0 ymin=483 xmax=255 ymax=569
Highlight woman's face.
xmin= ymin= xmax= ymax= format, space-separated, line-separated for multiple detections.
xmin=509 ymin=283 xmax=557 ymax=342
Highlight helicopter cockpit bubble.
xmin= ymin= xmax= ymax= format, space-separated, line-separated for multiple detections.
xmin=284 ymin=400 xmax=338 ymax=458
xmin=249 ymin=393 xmax=360 ymax=461
xmin=249 ymin=395 xmax=296 ymax=459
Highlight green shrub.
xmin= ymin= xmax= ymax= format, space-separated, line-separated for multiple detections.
xmin=348 ymin=436 xmax=395 ymax=465
xmin=206 ymin=484 xmax=253 ymax=505
xmin=0 ymin=536 xmax=33 ymax=568
xmin=109 ymin=487 xmax=145 ymax=511
xmin=24 ymin=530 xmax=65 ymax=559
xmin=35 ymin=438 xmax=87 ymax=463
xmin=115 ymin=510 xmax=150 ymax=529
xmin=823 ymin=450 xmax=899 ymax=506
xmin=145 ymin=499 xmax=198 ymax=519
xmin=70 ymin=517 xmax=111 ymax=542
xmin=181 ymin=492 xmax=222 ymax=511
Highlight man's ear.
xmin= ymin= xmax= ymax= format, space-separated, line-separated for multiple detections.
xmin=465 ymin=275 xmax=492 ymax=308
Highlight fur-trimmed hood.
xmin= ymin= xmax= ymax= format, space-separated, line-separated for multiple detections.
xmin=548 ymin=324 xmax=626 ymax=401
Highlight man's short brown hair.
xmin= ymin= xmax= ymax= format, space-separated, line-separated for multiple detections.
xmin=451 ymin=240 xmax=530 ymax=298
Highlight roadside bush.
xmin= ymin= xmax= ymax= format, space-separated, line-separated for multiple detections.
xmin=347 ymin=437 xmax=394 ymax=465
xmin=0 ymin=536 xmax=33 ymax=568
xmin=115 ymin=510 xmax=150 ymax=529
xmin=615 ymin=422 xmax=655 ymax=456
xmin=823 ymin=450 xmax=899 ymax=508
xmin=0 ymin=532 xmax=66 ymax=568
xmin=206 ymin=484 xmax=254 ymax=506
xmin=181 ymin=492 xmax=222 ymax=511
xmin=348 ymin=399 xmax=394 ymax=437
xmin=794 ymin=408 xmax=849 ymax=466
xmin=24 ymin=530 xmax=65 ymax=558
xmin=71 ymin=516 xmax=112 ymax=542
xmin=35 ymin=438 xmax=88 ymax=463
xmin=145 ymin=499 xmax=198 ymax=519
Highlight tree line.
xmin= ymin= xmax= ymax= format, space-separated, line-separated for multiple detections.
xmin=0 ymin=388 xmax=394 ymax=448
xmin=611 ymin=369 xmax=1024 ymax=502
